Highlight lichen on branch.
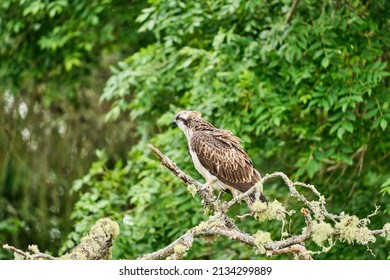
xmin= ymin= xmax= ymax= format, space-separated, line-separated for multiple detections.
xmin=60 ymin=218 xmax=120 ymax=260
xmin=145 ymin=144 xmax=389 ymax=260
xmin=3 ymin=147 xmax=388 ymax=260
xmin=3 ymin=218 xmax=119 ymax=260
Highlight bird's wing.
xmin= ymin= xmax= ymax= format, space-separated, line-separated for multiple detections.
xmin=190 ymin=130 xmax=261 ymax=193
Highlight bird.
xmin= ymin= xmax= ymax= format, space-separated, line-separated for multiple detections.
xmin=171 ymin=110 xmax=267 ymax=203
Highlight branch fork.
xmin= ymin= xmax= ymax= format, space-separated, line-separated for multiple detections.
xmin=145 ymin=144 xmax=387 ymax=260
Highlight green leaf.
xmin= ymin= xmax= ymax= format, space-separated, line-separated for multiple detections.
xmin=340 ymin=154 xmax=353 ymax=165
xmin=273 ymin=116 xmax=281 ymax=127
xmin=380 ymin=118 xmax=387 ymax=131
xmin=307 ymin=160 xmax=319 ymax=178
xmin=343 ymin=121 xmax=353 ymax=133
xmin=330 ymin=122 xmax=341 ymax=135
xmin=337 ymin=126 xmax=345 ymax=140
xmin=381 ymin=178 xmax=390 ymax=188
xmin=321 ymin=56 xmax=330 ymax=68
xmin=64 ymin=56 xmax=81 ymax=71
xmin=71 ymin=179 xmax=84 ymax=193
xmin=313 ymin=49 xmax=324 ymax=60
xmin=364 ymin=108 xmax=378 ymax=119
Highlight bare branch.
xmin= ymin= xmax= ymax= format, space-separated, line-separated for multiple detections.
xmin=149 ymin=144 xmax=217 ymax=207
xmin=371 ymin=229 xmax=386 ymax=236
xmin=225 ymin=182 xmax=260 ymax=209
xmin=138 ymin=212 xmax=314 ymax=260
xmin=261 ymin=172 xmax=339 ymax=222
xmin=138 ymin=226 xmax=196 ymax=260
xmin=2 ymin=244 xmax=57 ymax=260
xmin=4 ymin=145 xmax=387 ymax=260
xmin=285 ymin=0 xmax=301 ymax=24
xmin=144 ymin=145 xmax=388 ymax=260
xmin=266 ymin=244 xmax=312 ymax=260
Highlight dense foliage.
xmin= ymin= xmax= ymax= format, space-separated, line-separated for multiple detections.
xmin=0 ymin=0 xmax=150 ymax=259
xmin=1 ymin=0 xmax=389 ymax=259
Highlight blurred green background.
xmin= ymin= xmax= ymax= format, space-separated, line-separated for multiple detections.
xmin=0 ymin=0 xmax=389 ymax=260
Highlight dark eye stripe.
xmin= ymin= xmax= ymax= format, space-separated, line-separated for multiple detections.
xmin=177 ymin=117 xmax=188 ymax=125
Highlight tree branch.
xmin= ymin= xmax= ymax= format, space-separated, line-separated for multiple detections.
xmin=145 ymin=145 xmax=389 ymax=260
xmin=266 ymin=244 xmax=312 ymax=260
xmin=60 ymin=218 xmax=119 ymax=260
xmin=149 ymin=144 xmax=217 ymax=208
xmin=3 ymin=146 xmax=388 ymax=260
xmin=138 ymin=211 xmax=313 ymax=260
xmin=2 ymin=244 xmax=57 ymax=260
xmin=285 ymin=0 xmax=301 ymax=24
xmin=3 ymin=218 xmax=120 ymax=260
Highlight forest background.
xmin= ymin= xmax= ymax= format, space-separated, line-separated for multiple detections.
xmin=0 ymin=0 xmax=389 ymax=260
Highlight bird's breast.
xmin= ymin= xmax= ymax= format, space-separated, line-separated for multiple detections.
xmin=188 ymin=147 xmax=215 ymax=181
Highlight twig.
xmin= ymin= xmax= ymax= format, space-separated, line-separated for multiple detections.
xmin=285 ymin=0 xmax=301 ymax=24
xmin=149 ymin=144 xmax=216 ymax=207
xmin=266 ymin=244 xmax=312 ymax=260
xmin=138 ymin=212 xmax=313 ymax=260
xmin=262 ymin=172 xmax=339 ymax=222
xmin=264 ymin=208 xmax=312 ymax=252
xmin=367 ymin=205 xmax=381 ymax=219
xmin=2 ymin=244 xmax=57 ymax=260
xmin=236 ymin=213 xmax=253 ymax=219
xmin=225 ymin=182 xmax=260 ymax=209
xmin=358 ymin=0 xmax=371 ymax=17
xmin=138 ymin=226 xmax=196 ymax=260
xmin=371 ymin=229 xmax=386 ymax=235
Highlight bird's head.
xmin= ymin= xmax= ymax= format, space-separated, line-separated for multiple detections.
xmin=172 ymin=111 xmax=203 ymax=137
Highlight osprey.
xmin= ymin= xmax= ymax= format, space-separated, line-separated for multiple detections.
xmin=172 ymin=110 xmax=266 ymax=203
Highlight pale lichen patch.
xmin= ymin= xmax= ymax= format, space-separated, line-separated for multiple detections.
xmin=335 ymin=215 xmax=375 ymax=245
xmin=252 ymin=200 xmax=294 ymax=222
xmin=381 ymin=223 xmax=390 ymax=241
xmin=311 ymin=221 xmax=334 ymax=246
xmin=253 ymin=230 xmax=272 ymax=254
xmin=173 ymin=244 xmax=188 ymax=257
xmin=187 ymin=184 xmax=197 ymax=198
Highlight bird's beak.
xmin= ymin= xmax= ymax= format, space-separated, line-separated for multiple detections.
xmin=171 ymin=120 xmax=177 ymax=127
